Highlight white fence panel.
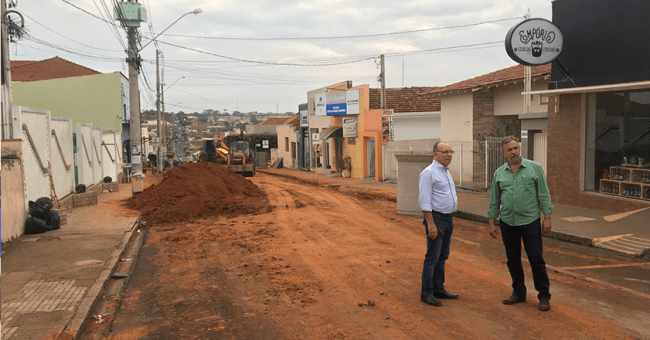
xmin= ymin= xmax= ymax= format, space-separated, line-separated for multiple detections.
xmin=76 ymin=123 xmax=94 ymax=187
xmin=102 ymin=130 xmax=118 ymax=182
xmin=91 ymin=127 xmax=103 ymax=184
xmin=115 ymin=131 xmax=123 ymax=179
xmin=19 ymin=107 xmax=52 ymax=202
xmin=50 ymin=116 xmax=75 ymax=198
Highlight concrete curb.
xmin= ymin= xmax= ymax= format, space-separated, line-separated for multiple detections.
xmin=65 ymin=218 xmax=141 ymax=339
xmin=455 ymin=210 xmax=596 ymax=247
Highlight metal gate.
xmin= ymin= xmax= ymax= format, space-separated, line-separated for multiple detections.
xmin=76 ymin=123 xmax=95 ymax=187
xmin=102 ymin=130 xmax=118 ymax=182
xmin=19 ymin=107 xmax=51 ymax=202
xmin=50 ymin=116 xmax=75 ymax=198
xmin=91 ymin=127 xmax=103 ymax=184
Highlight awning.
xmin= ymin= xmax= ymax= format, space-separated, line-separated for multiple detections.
xmin=319 ymin=126 xmax=343 ymax=141
xmin=522 ymin=80 xmax=650 ymax=96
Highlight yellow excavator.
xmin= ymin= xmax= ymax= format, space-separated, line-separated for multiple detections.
xmin=197 ymin=136 xmax=255 ymax=176
xmin=197 ymin=138 xmax=229 ymax=164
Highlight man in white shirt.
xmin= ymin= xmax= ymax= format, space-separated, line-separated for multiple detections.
xmin=418 ymin=141 xmax=459 ymax=306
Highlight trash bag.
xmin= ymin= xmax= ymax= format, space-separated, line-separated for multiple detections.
xmin=29 ymin=200 xmax=51 ymax=221
xmin=103 ymin=176 xmax=112 ymax=183
xmin=25 ymin=217 xmax=48 ymax=234
xmin=76 ymin=184 xmax=87 ymax=193
xmin=47 ymin=211 xmax=61 ymax=231
xmin=35 ymin=197 xmax=53 ymax=209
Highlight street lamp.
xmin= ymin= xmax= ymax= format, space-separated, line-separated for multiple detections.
xmin=164 ymin=76 xmax=185 ymax=93
xmin=151 ymin=9 xmax=202 ymax=172
xmin=168 ymin=102 xmax=182 ymax=111
xmin=140 ymin=8 xmax=202 ymax=52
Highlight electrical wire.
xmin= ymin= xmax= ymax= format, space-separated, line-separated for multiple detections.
xmin=19 ymin=11 xmax=124 ymax=52
xmin=145 ymin=17 xmax=522 ymax=41
xmin=153 ymin=39 xmax=375 ymax=66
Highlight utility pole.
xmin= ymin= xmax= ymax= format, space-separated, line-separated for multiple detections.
xmin=380 ymin=54 xmax=386 ymax=109
xmin=156 ymin=50 xmax=163 ymax=173
xmin=1 ymin=0 xmax=22 ymax=139
xmin=127 ymin=26 xmax=143 ymax=172
xmin=161 ymin=75 xmax=166 ymax=163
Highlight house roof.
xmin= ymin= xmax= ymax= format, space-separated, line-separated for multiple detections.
xmin=282 ymin=114 xmax=300 ymax=128
xmin=258 ymin=117 xmax=290 ymax=125
xmin=369 ymin=87 xmax=441 ymax=112
xmin=11 ymin=56 xmax=101 ymax=82
xmin=420 ymin=63 xmax=552 ymax=97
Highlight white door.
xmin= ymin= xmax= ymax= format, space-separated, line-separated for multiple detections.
xmin=534 ymin=132 xmax=548 ymax=175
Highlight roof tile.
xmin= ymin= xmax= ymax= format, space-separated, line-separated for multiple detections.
xmin=369 ymin=87 xmax=441 ymax=112
xmin=10 ymin=56 xmax=101 ymax=82
xmin=420 ymin=63 xmax=551 ymax=96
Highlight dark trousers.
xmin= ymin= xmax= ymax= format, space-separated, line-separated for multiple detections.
xmin=421 ymin=213 xmax=454 ymax=297
xmin=500 ymin=218 xmax=551 ymax=301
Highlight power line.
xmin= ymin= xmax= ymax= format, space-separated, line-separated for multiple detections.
xmin=20 ymin=11 xmax=124 ymax=52
xmin=144 ymin=17 xmax=522 ymax=41
xmin=153 ymin=39 xmax=375 ymax=66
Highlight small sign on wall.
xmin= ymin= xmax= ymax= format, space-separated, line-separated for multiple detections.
xmin=343 ymin=117 xmax=357 ymax=138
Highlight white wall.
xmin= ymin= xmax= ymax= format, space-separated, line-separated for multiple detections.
xmin=276 ymin=125 xmax=298 ymax=169
xmin=393 ymin=112 xmax=440 ymax=141
xmin=382 ymin=139 xmax=438 ymax=181
xmin=440 ymin=92 xmax=473 ymax=143
xmin=494 ymin=80 xmax=549 ymax=116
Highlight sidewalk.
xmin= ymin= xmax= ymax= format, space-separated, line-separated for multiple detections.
xmin=260 ymin=168 xmax=650 ymax=257
xmin=1 ymin=184 xmax=141 ymax=340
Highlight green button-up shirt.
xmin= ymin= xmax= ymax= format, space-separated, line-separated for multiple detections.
xmin=488 ymin=158 xmax=553 ymax=226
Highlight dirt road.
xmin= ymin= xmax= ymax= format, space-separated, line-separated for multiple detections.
xmin=82 ymin=172 xmax=650 ymax=339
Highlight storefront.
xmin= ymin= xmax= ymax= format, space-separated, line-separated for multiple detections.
xmin=521 ymin=0 xmax=650 ymax=211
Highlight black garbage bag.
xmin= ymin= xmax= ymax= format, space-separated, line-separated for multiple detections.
xmin=25 ymin=217 xmax=48 ymax=234
xmin=29 ymin=200 xmax=51 ymax=221
xmin=35 ymin=197 xmax=53 ymax=209
xmin=47 ymin=211 xmax=61 ymax=231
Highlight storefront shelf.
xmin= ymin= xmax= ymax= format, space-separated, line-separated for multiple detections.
xmin=599 ymin=179 xmax=650 ymax=200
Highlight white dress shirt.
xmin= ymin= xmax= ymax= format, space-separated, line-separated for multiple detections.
xmin=418 ymin=160 xmax=458 ymax=214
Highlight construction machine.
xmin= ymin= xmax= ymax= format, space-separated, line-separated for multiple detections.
xmin=197 ymin=138 xmax=229 ymax=164
xmin=196 ymin=136 xmax=256 ymax=177
xmin=227 ymin=139 xmax=256 ymax=177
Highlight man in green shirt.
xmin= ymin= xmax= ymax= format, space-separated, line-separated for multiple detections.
xmin=488 ymin=136 xmax=553 ymax=312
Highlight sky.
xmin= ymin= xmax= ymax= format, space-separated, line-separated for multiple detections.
xmin=8 ymin=0 xmax=553 ymax=114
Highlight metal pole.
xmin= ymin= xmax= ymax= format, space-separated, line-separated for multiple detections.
xmin=485 ymin=139 xmax=489 ymax=188
xmin=156 ymin=50 xmax=163 ymax=173
xmin=128 ymin=27 xmax=143 ymax=172
xmin=459 ymin=142 xmax=463 ymax=185
xmin=1 ymin=0 xmax=15 ymax=139
xmin=380 ymin=54 xmax=386 ymax=109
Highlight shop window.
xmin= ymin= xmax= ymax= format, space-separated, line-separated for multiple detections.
xmin=585 ymin=90 xmax=650 ymax=200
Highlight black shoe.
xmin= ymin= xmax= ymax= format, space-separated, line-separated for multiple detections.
xmin=503 ymin=294 xmax=526 ymax=305
xmin=538 ymin=299 xmax=551 ymax=311
xmin=420 ymin=295 xmax=442 ymax=306
xmin=434 ymin=291 xmax=459 ymax=299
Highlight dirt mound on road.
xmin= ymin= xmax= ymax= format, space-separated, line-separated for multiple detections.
xmin=126 ymin=162 xmax=270 ymax=224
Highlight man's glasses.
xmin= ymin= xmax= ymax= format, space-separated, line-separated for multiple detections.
xmin=435 ymin=151 xmax=455 ymax=154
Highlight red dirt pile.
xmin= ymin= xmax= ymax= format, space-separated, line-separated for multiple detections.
xmin=126 ymin=162 xmax=270 ymax=224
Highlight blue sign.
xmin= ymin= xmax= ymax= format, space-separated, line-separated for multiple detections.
xmin=326 ymin=103 xmax=347 ymax=116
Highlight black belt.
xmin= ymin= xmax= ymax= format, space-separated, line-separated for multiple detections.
xmin=432 ymin=210 xmax=454 ymax=217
